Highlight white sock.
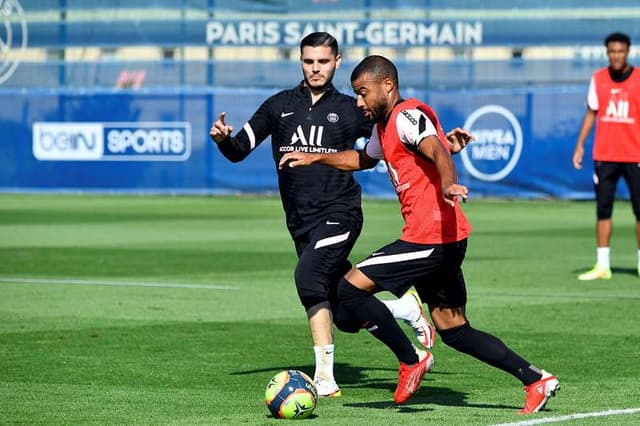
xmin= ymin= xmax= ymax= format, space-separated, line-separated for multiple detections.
xmin=597 ymin=247 xmax=610 ymax=269
xmin=381 ymin=292 xmax=417 ymax=322
xmin=313 ymin=344 xmax=335 ymax=382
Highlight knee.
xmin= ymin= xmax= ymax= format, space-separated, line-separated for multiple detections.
xmin=297 ymin=288 xmax=327 ymax=311
xmin=331 ymin=277 xmax=371 ymax=333
xmin=332 ymin=301 xmax=360 ymax=333
xmin=430 ymin=306 xmax=467 ymax=331
xmin=596 ymin=199 xmax=614 ymax=219
xmin=294 ymin=266 xmax=328 ymax=310
xmin=597 ymin=207 xmax=613 ymax=220
xmin=336 ymin=276 xmax=370 ymax=303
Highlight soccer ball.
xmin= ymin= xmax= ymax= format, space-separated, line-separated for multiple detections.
xmin=264 ymin=370 xmax=317 ymax=419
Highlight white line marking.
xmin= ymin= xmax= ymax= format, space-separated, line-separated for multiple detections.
xmin=492 ymin=407 xmax=640 ymax=426
xmin=0 ymin=277 xmax=239 ymax=290
xmin=472 ymin=291 xmax=640 ymax=301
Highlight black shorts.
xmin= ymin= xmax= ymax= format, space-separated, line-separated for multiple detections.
xmin=356 ymin=238 xmax=468 ymax=310
xmin=292 ymin=211 xmax=363 ymax=309
xmin=594 ymin=161 xmax=640 ymax=220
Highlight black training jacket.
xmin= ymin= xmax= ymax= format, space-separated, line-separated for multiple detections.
xmin=216 ymin=82 xmax=371 ymax=237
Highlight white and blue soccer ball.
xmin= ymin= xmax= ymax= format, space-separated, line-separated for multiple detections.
xmin=264 ymin=369 xmax=317 ymax=419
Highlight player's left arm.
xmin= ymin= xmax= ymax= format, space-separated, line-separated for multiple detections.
xmin=417 ymin=136 xmax=468 ymax=206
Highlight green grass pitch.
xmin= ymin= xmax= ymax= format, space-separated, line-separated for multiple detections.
xmin=1 ymin=194 xmax=639 ymax=425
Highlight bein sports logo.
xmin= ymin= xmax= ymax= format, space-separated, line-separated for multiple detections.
xmin=33 ymin=122 xmax=192 ymax=161
xmin=0 ymin=0 xmax=28 ymax=85
xmin=33 ymin=123 xmax=103 ymax=160
xmin=460 ymin=105 xmax=523 ymax=182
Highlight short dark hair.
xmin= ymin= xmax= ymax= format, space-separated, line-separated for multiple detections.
xmin=350 ymin=55 xmax=399 ymax=85
xmin=604 ymin=32 xmax=631 ymax=47
xmin=300 ymin=32 xmax=339 ymax=56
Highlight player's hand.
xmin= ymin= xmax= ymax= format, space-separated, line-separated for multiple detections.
xmin=278 ymin=152 xmax=316 ymax=169
xmin=572 ymin=145 xmax=584 ymax=170
xmin=209 ymin=112 xmax=234 ymax=143
xmin=446 ymin=128 xmax=476 ymax=154
xmin=442 ymin=183 xmax=468 ymax=207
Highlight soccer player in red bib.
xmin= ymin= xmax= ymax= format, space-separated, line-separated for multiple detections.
xmin=279 ymin=55 xmax=559 ymax=413
xmin=573 ymin=32 xmax=640 ymax=280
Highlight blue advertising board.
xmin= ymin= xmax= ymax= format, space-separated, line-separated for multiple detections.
xmin=0 ymin=86 xmax=630 ymax=200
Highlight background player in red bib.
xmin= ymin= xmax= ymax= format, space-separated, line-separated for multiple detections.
xmin=573 ymin=32 xmax=640 ymax=280
xmin=280 ymin=55 xmax=559 ymax=413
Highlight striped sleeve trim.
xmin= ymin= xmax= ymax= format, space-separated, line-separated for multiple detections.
xmin=243 ymin=122 xmax=256 ymax=150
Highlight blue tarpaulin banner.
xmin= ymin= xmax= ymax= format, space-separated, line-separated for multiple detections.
xmin=0 ymin=86 xmax=630 ymax=199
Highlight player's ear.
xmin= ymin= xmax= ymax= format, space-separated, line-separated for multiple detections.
xmin=335 ymin=53 xmax=342 ymax=69
xmin=383 ymin=77 xmax=395 ymax=94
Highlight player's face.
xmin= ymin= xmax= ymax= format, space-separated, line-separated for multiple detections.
xmin=352 ymin=73 xmax=390 ymax=122
xmin=300 ymin=45 xmax=340 ymax=92
xmin=606 ymin=41 xmax=630 ymax=72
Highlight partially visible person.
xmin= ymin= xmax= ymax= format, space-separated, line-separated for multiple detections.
xmin=573 ymin=32 xmax=640 ymax=280
xmin=209 ymin=32 xmax=433 ymax=397
xmin=280 ymin=55 xmax=559 ymax=413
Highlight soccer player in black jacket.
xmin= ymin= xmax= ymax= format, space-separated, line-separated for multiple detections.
xmin=210 ymin=32 xmax=433 ymax=397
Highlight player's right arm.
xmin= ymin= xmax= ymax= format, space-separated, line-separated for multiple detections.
xmin=573 ymin=76 xmax=598 ymax=170
xmin=278 ymin=149 xmax=377 ymax=171
xmin=573 ymin=108 xmax=596 ymax=170
xmin=209 ymin=99 xmax=274 ymax=162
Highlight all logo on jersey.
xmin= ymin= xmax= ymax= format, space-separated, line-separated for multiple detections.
xmin=290 ymin=125 xmax=324 ymax=146
xmin=603 ymin=91 xmax=635 ymax=124
xmin=279 ymin=124 xmax=338 ymax=155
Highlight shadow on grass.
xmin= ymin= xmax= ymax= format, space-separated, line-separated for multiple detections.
xmin=612 ymin=266 xmax=639 ymax=277
xmin=233 ymin=363 xmax=521 ymax=411
xmin=343 ymin=384 xmax=520 ymax=411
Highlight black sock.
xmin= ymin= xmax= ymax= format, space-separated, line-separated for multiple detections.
xmin=439 ymin=323 xmax=542 ymax=385
xmin=337 ymin=278 xmax=418 ymax=365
